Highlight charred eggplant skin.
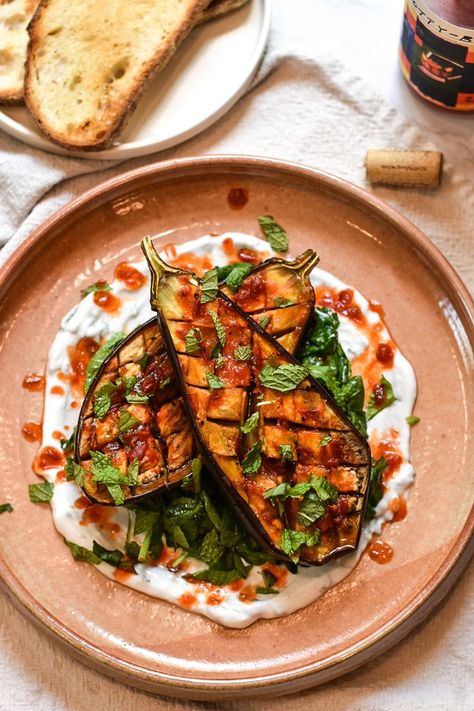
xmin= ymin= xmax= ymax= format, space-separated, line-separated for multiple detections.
xmin=74 ymin=318 xmax=195 ymax=506
xmin=142 ymin=237 xmax=371 ymax=566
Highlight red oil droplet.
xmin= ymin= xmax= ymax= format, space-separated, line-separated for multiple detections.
xmin=389 ymin=497 xmax=407 ymax=522
xmin=93 ymin=290 xmax=121 ymax=312
xmin=179 ymin=593 xmax=197 ymax=609
xmin=368 ymin=539 xmax=394 ymax=564
xmin=227 ymin=187 xmax=249 ymax=210
xmin=50 ymin=385 xmax=65 ymax=396
xmin=22 ymin=372 xmax=45 ymax=392
xmin=21 ymin=421 xmax=42 ymax=443
xmin=33 ymin=446 xmax=65 ymax=475
xmin=114 ymin=262 xmax=146 ymax=290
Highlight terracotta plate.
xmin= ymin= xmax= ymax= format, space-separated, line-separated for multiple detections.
xmin=0 ymin=156 xmax=472 ymax=700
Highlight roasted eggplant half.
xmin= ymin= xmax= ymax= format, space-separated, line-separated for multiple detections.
xmin=74 ymin=320 xmax=196 ymax=505
xmin=142 ymin=237 xmax=371 ymax=565
xmin=74 ymin=251 xmax=318 ymax=506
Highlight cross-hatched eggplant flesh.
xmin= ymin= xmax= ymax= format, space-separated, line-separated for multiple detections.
xmin=76 ymin=320 xmax=196 ymax=504
xmin=75 ymin=251 xmax=317 ymax=506
xmin=142 ymin=238 xmax=371 ymax=565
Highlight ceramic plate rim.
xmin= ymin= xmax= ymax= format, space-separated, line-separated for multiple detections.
xmin=0 ymin=155 xmax=473 ymax=699
xmin=0 ymin=0 xmax=271 ymax=160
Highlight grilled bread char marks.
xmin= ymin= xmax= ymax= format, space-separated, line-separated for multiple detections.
xmin=0 ymin=0 xmax=38 ymax=103
xmin=76 ymin=320 xmax=196 ymax=505
xmin=24 ymin=0 xmax=214 ymax=150
xmin=0 ymin=0 xmax=249 ymax=105
xmin=142 ymin=238 xmax=371 ymax=565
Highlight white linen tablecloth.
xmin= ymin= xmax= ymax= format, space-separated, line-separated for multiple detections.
xmin=0 ymin=1 xmax=472 ymax=709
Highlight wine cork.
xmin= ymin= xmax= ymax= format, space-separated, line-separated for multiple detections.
xmin=365 ymin=149 xmax=443 ymax=188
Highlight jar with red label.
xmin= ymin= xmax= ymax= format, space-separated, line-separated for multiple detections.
xmin=400 ymin=0 xmax=474 ymax=111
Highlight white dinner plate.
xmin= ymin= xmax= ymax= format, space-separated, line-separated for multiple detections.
xmin=0 ymin=0 xmax=270 ymax=160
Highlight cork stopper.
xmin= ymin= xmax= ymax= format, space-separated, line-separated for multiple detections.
xmin=365 ymin=149 xmax=443 ymax=188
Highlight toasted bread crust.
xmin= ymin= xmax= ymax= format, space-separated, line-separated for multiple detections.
xmin=197 ymin=0 xmax=249 ymax=25
xmin=24 ymin=0 xmax=214 ymax=150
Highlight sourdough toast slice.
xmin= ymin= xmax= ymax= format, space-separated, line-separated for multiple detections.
xmin=0 ymin=0 xmax=38 ymax=103
xmin=0 ymin=0 xmax=248 ymax=105
xmin=24 ymin=0 xmax=213 ymax=150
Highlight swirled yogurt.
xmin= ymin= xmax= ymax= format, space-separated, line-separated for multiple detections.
xmin=35 ymin=234 xmax=416 ymax=628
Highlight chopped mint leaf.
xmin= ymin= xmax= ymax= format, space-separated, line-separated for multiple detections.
xmin=65 ymin=457 xmax=86 ymax=488
xmin=92 ymin=540 xmax=124 ymax=567
xmin=118 ymin=410 xmax=141 ymax=433
xmin=240 ymin=412 xmax=259 ymax=434
xmin=185 ymin=327 xmax=202 ymax=354
xmin=84 ymin=333 xmax=125 ymax=393
xmin=201 ymin=268 xmax=218 ymax=304
xmin=28 ymin=481 xmax=54 ymax=503
xmin=365 ymin=456 xmax=388 ymax=520
xmin=224 ymin=262 xmax=253 ymax=292
xmin=241 ymin=441 xmax=262 ymax=475
xmin=280 ymin=529 xmax=320 ymax=558
xmin=60 ymin=427 xmax=76 ymax=453
xmin=0 ymin=503 xmax=13 ymax=514
xmin=319 ymin=434 xmax=333 ymax=447
xmin=191 ymin=457 xmax=202 ymax=493
xmin=279 ymin=444 xmax=295 ymax=462
xmin=209 ymin=310 xmax=226 ymax=347
xmin=206 ymin=371 xmax=225 ymax=390
xmin=64 ymin=539 xmax=101 ymax=565
xmin=256 ymin=569 xmax=279 ymax=595
xmin=259 ymin=362 xmax=309 ymax=392
xmin=191 ymin=568 xmax=243 ymax=586
xmin=406 ymin=415 xmax=420 ymax=426
xmin=258 ymin=315 xmax=269 ymax=329
xmin=93 ymin=381 xmax=119 ymax=419
xmin=234 ymin=345 xmax=252 ymax=361
xmin=159 ymin=377 xmax=171 ymax=390
xmin=258 ymin=215 xmax=289 ymax=253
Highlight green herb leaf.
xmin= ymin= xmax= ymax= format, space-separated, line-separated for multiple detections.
xmin=259 ymin=363 xmax=309 ymax=392
xmin=256 ymin=569 xmax=279 ymax=595
xmin=191 ymin=568 xmax=243 ymax=586
xmin=280 ymin=529 xmax=320 ymax=558
xmin=84 ymin=333 xmax=125 ymax=393
xmin=214 ymin=351 xmax=224 ymax=369
xmin=206 ymin=371 xmax=225 ymax=390
xmin=0 ymin=503 xmax=13 ymax=514
xmin=319 ymin=434 xmax=333 ymax=447
xmin=90 ymin=450 xmax=138 ymax=504
xmin=28 ymin=481 xmax=54 ymax=503
xmin=234 ymin=345 xmax=252 ymax=361
xmin=185 ymin=328 xmax=202 ymax=354
xmin=406 ymin=415 xmax=420 ymax=426
xmin=274 ymin=297 xmax=294 ymax=307
xmin=279 ymin=443 xmax=295 ymax=462
xmin=302 ymin=308 xmax=367 ymax=436
xmin=258 ymin=215 xmax=289 ymax=252
xmin=64 ymin=539 xmax=101 ymax=565
xmin=137 ymin=353 xmax=150 ymax=371
xmin=258 ymin=315 xmax=269 ymax=329
xmin=159 ymin=377 xmax=171 ymax=390
xmin=240 ymin=412 xmax=259 ymax=434
xmin=366 ymin=375 xmax=396 ymax=420
xmin=224 ymin=262 xmax=253 ymax=292
xmin=241 ymin=441 xmax=262 ymax=475
xmin=264 ymin=474 xmax=338 ymax=504
xmin=81 ymin=280 xmax=111 ymax=299
xmin=92 ymin=540 xmax=124 ymax=567
xmin=118 ymin=410 xmax=141 ymax=433
xmin=365 ymin=456 xmax=388 ymax=519
xmin=296 ymin=491 xmax=326 ymax=527
xmin=191 ymin=457 xmax=202 ymax=494
xmin=201 ymin=268 xmax=218 ymax=304
xmin=60 ymin=427 xmax=76 ymax=453
xmin=65 ymin=457 xmax=86 ymax=487
xmin=125 ymin=390 xmax=150 ymax=404
xmin=93 ymin=382 xmax=119 ymax=419
xmin=209 ymin=310 xmax=226 ymax=347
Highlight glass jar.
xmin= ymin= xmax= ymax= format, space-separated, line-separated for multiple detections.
xmin=400 ymin=0 xmax=474 ymax=111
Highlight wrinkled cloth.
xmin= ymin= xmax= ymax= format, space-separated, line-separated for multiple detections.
xmin=0 ymin=0 xmax=472 ymax=709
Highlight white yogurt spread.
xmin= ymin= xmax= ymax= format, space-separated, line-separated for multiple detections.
xmin=38 ymin=234 xmax=417 ymax=628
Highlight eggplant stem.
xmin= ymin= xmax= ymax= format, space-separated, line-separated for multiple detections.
xmin=284 ymin=249 xmax=319 ymax=276
xmin=141 ymin=236 xmax=186 ymax=310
